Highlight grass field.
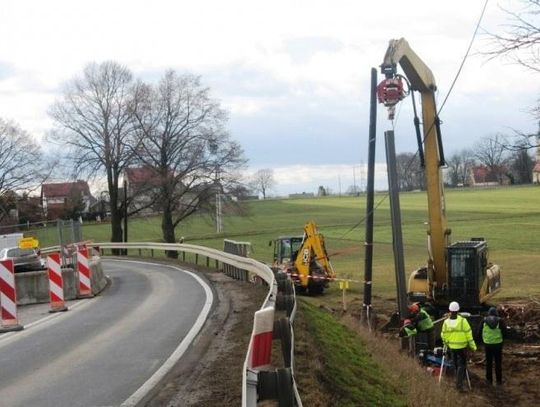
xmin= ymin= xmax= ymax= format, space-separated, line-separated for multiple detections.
xmin=78 ymin=184 xmax=540 ymax=302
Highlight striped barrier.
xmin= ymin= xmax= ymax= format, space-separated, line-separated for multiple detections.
xmin=0 ymin=259 xmax=23 ymax=332
xmin=249 ymin=307 xmax=275 ymax=368
xmin=47 ymin=253 xmax=68 ymax=313
xmin=77 ymin=246 xmax=93 ymax=298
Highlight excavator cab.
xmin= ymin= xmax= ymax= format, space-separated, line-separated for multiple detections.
xmin=272 ymin=236 xmax=303 ymax=266
xmin=446 ymin=239 xmax=501 ymax=310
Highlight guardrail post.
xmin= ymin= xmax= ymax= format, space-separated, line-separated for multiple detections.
xmin=206 ymin=256 xmax=210 ymax=267
xmin=151 ymin=249 xmax=154 ymax=257
xmin=195 ymin=254 xmax=198 ymax=264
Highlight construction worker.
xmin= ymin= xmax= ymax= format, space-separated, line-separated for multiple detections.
xmin=408 ymin=303 xmax=434 ymax=350
xmin=399 ymin=319 xmax=417 ymax=337
xmin=482 ymin=306 xmax=506 ymax=386
xmin=441 ymin=301 xmax=477 ymax=391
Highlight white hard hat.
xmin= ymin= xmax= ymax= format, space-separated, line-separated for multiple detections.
xmin=449 ymin=301 xmax=460 ymax=312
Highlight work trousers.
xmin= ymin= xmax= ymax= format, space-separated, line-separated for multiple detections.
xmin=485 ymin=343 xmax=503 ymax=385
xmin=417 ymin=328 xmax=435 ymax=350
xmin=450 ymin=348 xmax=467 ymax=390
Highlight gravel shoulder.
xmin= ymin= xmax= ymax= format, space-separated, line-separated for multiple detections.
xmin=145 ymin=265 xmax=268 ymax=407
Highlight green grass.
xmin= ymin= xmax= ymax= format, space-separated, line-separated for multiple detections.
xmin=298 ymin=301 xmax=406 ymax=407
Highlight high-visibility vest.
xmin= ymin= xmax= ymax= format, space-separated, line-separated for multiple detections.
xmin=417 ymin=308 xmax=434 ymax=331
xmin=482 ymin=321 xmax=503 ymax=345
xmin=441 ymin=315 xmax=477 ymax=350
xmin=404 ymin=325 xmax=417 ymax=337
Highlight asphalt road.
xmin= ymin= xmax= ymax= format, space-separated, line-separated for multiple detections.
xmin=0 ymin=259 xmax=213 ymax=407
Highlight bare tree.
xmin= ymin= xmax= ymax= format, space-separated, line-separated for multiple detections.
xmin=250 ymin=169 xmax=275 ymax=199
xmin=132 ymin=71 xmax=246 ymax=254
xmin=473 ymin=134 xmax=510 ymax=184
xmin=48 ymin=61 xmax=141 ymax=244
xmin=483 ymin=0 xmax=540 ymax=121
xmin=483 ymin=0 xmax=540 ymax=73
xmin=508 ymin=138 xmax=535 ymax=184
xmin=445 ymin=149 xmax=475 ymax=187
xmin=0 ymin=119 xmax=48 ymax=221
xmin=395 ymin=153 xmax=424 ymax=191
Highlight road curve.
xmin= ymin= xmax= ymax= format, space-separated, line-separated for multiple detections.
xmin=0 ymin=259 xmax=213 ymax=407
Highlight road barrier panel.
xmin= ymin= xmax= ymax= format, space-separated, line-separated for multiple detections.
xmin=47 ymin=253 xmax=69 ymax=313
xmin=77 ymin=245 xmax=93 ymax=298
xmin=249 ymin=307 xmax=275 ymax=369
xmin=0 ymin=259 xmax=24 ymax=332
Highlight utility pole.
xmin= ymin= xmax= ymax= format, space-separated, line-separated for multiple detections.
xmin=216 ymin=192 xmax=223 ymax=233
xmin=215 ymin=169 xmax=223 ymax=233
xmin=353 ymin=166 xmax=357 ymax=195
xmin=123 ymin=178 xmax=128 ymax=255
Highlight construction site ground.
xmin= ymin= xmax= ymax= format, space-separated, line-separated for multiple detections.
xmin=348 ymin=296 xmax=540 ymax=407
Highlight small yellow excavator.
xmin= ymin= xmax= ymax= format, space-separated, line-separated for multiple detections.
xmin=271 ymin=221 xmax=335 ymax=294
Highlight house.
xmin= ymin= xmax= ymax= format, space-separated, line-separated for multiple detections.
xmin=124 ymin=167 xmax=162 ymax=214
xmin=533 ymin=135 xmax=540 ymax=184
xmin=41 ymin=181 xmax=94 ymax=219
xmin=469 ymin=166 xmax=510 ymax=187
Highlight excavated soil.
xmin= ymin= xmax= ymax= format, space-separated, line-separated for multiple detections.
xmin=468 ymin=300 xmax=540 ymax=407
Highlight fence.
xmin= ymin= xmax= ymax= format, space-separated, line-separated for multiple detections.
xmin=88 ymin=241 xmax=302 ymax=407
xmin=0 ymin=219 xmax=81 ymax=249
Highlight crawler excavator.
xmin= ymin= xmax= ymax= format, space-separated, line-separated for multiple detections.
xmin=377 ymin=38 xmax=501 ymax=312
xmin=271 ymin=221 xmax=335 ymax=294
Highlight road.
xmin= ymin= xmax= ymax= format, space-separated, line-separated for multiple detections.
xmin=0 ymin=259 xmax=213 ymax=407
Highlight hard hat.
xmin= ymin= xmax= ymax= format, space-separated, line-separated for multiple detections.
xmin=488 ymin=307 xmax=498 ymax=316
xmin=408 ymin=303 xmax=419 ymax=314
xmin=403 ymin=319 xmax=412 ymax=326
xmin=449 ymin=301 xmax=460 ymax=312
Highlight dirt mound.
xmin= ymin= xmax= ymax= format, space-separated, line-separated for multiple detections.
xmin=499 ymin=299 xmax=540 ymax=341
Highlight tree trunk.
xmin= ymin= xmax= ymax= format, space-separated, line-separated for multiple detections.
xmin=162 ymin=206 xmax=178 ymax=258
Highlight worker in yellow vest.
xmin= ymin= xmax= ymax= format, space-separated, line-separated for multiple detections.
xmin=482 ymin=307 xmax=506 ymax=386
xmin=441 ymin=301 xmax=477 ymax=391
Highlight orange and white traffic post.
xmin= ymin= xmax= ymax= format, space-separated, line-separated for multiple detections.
xmin=249 ymin=307 xmax=275 ymax=369
xmin=47 ymin=253 xmax=68 ymax=312
xmin=77 ymin=245 xmax=93 ymax=298
xmin=0 ymin=259 xmax=23 ymax=332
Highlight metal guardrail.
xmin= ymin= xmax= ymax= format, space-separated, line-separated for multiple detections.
xmin=44 ymin=241 xmax=301 ymax=406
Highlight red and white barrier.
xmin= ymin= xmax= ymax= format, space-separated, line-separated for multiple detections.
xmin=0 ymin=259 xmax=23 ymax=331
xmin=249 ymin=307 xmax=275 ymax=368
xmin=47 ymin=253 xmax=68 ymax=312
xmin=77 ymin=246 xmax=93 ymax=298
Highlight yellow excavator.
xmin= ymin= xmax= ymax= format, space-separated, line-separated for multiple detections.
xmin=377 ymin=38 xmax=501 ymax=311
xmin=271 ymin=221 xmax=335 ymax=294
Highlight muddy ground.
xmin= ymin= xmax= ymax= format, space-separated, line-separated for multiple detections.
xmin=467 ymin=300 xmax=540 ymax=407
xmin=145 ymin=267 xmax=540 ymax=407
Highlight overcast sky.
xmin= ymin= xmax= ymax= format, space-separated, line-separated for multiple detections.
xmin=0 ymin=0 xmax=538 ymax=195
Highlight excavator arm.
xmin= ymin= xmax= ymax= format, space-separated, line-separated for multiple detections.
xmin=379 ymin=38 xmax=450 ymax=296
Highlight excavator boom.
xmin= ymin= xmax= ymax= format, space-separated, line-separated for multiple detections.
xmin=379 ymin=38 xmax=500 ymax=308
